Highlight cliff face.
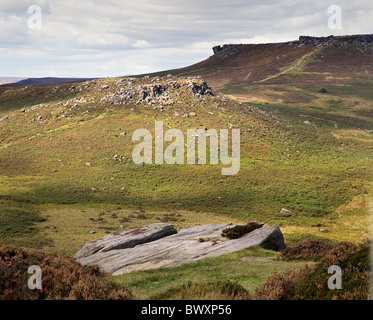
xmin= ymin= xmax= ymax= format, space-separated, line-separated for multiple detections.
xmin=212 ymin=34 xmax=373 ymax=59
xmin=297 ymin=34 xmax=373 ymax=48
xmin=212 ymin=44 xmax=243 ymax=60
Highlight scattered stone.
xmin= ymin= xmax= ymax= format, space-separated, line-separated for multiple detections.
xmin=280 ymin=208 xmax=292 ymax=216
xmin=113 ymin=154 xmax=125 ymax=162
xmin=99 ymin=78 xmax=213 ymax=106
xmin=319 ymin=228 xmax=329 ymax=233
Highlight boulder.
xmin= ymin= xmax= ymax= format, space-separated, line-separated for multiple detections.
xmin=281 ymin=208 xmax=292 ymax=216
xmin=74 ymin=223 xmax=177 ymax=260
xmin=76 ymin=223 xmax=285 ymax=275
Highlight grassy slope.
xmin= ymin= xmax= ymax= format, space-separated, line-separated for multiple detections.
xmin=112 ymin=246 xmax=312 ymax=300
xmin=0 ymin=43 xmax=372 ymax=299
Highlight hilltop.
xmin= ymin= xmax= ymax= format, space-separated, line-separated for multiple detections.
xmin=150 ymin=34 xmax=373 ymax=87
xmin=141 ymin=34 xmax=373 ymax=129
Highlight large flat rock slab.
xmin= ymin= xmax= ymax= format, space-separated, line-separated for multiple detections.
xmin=76 ymin=223 xmax=285 ymax=275
xmin=74 ymin=223 xmax=177 ymax=260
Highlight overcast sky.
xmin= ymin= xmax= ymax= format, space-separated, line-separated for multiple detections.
xmin=1 ymin=0 xmax=372 ymax=78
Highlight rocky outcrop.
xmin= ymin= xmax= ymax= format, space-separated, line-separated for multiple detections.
xmin=212 ymin=34 xmax=373 ymax=59
xmin=100 ymin=78 xmax=214 ymax=106
xmin=297 ymin=34 xmax=373 ymax=48
xmin=74 ymin=223 xmax=177 ymax=260
xmin=76 ymin=223 xmax=286 ymax=275
xmin=212 ymin=44 xmax=244 ymax=60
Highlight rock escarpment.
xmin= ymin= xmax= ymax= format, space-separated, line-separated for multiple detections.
xmin=212 ymin=44 xmax=244 ymax=60
xmin=297 ymin=34 xmax=373 ymax=48
xmin=212 ymin=34 xmax=373 ymax=60
xmin=75 ymin=222 xmax=286 ymax=275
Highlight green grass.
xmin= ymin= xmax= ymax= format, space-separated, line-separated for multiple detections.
xmin=32 ymin=204 xmax=243 ymax=255
xmin=112 ymin=246 xmax=312 ymax=299
xmin=0 ymin=83 xmax=79 ymax=114
xmin=0 ymin=199 xmax=50 ymax=248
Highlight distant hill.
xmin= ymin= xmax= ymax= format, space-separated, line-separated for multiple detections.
xmin=146 ymin=34 xmax=373 ymax=91
xmin=7 ymin=77 xmax=95 ymax=86
xmin=0 ymin=77 xmax=25 ymax=85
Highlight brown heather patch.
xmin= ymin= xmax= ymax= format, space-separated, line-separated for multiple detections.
xmin=0 ymin=244 xmax=133 ymax=300
xmin=222 ymin=221 xmax=263 ymax=240
xmin=254 ymin=240 xmax=370 ymax=300
xmin=281 ymin=238 xmax=335 ymax=261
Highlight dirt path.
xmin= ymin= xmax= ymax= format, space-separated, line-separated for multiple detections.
xmin=256 ymin=50 xmax=316 ymax=83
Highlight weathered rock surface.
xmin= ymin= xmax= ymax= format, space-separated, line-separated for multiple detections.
xmin=297 ymin=34 xmax=373 ymax=49
xmin=212 ymin=44 xmax=244 ymax=60
xmin=99 ymin=78 xmax=214 ymax=106
xmin=76 ymin=223 xmax=286 ymax=275
xmin=212 ymin=34 xmax=373 ymax=60
xmin=74 ymin=223 xmax=177 ymax=260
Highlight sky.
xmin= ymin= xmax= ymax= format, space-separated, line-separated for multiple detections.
xmin=0 ymin=0 xmax=373 ymax=78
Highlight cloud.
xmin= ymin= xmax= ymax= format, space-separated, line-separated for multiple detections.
xmin=0 ymin=0 xmax=372 ymax=77
xmin=133 ymin=40 xmax=150 ymax=48
xmin=0 ymin=0 xmax=50 ymax=16
xmin=78 ymin=33 xmax=129 ymax=47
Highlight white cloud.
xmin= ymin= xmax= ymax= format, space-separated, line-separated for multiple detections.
xmin=0 ymin=0 xmax=372 ymax=77
xmin=78 ymin=33 xmax=129 ymax=47
xmin=133 ymin=40 xmax=150 ymax=48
